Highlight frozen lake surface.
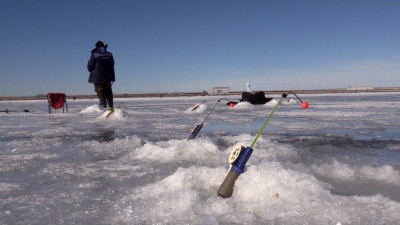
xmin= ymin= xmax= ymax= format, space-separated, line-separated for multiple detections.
xmin=1 ymin=92 xmax=400 ymax=224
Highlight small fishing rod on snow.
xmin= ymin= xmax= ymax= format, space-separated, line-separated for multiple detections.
xmin=105 ymin=102 xmax=127 ymax=118
xmin=217 ymin=92 xmax=308 ymax=198
xmin=191 ymin=100 xmax=208 ymax=111
xmin=187 ymin=98 xmax=231 ymax=140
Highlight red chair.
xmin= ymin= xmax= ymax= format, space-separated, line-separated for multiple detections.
xmin=47 ymin=93 xmax=68 ymax=113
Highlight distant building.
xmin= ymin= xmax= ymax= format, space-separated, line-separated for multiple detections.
xmin=347 ymin=86 xmax=374 ymax=91
xmin=208 ymin=87 xmax=229 ymax=95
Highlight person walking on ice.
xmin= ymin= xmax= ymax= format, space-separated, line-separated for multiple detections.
xmin=87 ymin=40 xmax=115 ymax=111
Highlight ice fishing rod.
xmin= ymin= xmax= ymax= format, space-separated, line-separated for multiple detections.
xmin=105 ymin=102 xmax=127 ymax=118
xmin=191 ymin=100 xmax=208 ymax=111
xmin=102 ymin=102 xmax=126 ymax=110
xmin=187 ymin=98 xmax=231 ymax=140
xmin=217 ymin=93 xmax=308 ymax=198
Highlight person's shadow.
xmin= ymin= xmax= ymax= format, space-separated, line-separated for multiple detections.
xmin=91 ymin=126 xmax=115 ymax=142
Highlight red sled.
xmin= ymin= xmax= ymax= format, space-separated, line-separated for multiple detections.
xmin=47 ymin=93 xmax=68 ymax=113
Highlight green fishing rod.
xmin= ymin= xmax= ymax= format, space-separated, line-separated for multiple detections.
xmin=217 ymin=93 xmax=308 ymax=198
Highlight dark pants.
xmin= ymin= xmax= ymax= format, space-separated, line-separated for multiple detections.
xmin=94 ymin=82 xmax=113 ymax=108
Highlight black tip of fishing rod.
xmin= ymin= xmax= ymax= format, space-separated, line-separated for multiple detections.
xmin=284 ymin=92 xmax=309 ymax=109
xmin=287 ymin=92 xmax=304 ymax=102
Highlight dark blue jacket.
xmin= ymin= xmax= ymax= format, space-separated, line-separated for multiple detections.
xmin=87 ymin=47 xmax=115 ymax=83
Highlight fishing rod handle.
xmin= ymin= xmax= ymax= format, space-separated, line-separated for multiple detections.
xmin=217 ymin=170 xmax=239 ymax=198
xmin=217 ymin=146 xmax=253 ymax=198
xmin=187 ymin=124 xmax=203 ymax=140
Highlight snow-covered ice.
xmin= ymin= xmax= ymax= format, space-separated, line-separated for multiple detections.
xmin=1 ymin=93 xmax=400 ymax=224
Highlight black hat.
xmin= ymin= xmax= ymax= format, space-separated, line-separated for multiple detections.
xmin=95 ymin=41 xmax=105 ymax=48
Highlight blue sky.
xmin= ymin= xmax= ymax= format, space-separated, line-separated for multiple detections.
xmin=0 ymin=0 xmax=399 ymax=96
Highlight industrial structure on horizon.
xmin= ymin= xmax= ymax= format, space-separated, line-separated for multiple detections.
xmin=208 ymin=87 xmax=230 ymax=95
xmin=347 ymin=86 xmax=374 ymax=91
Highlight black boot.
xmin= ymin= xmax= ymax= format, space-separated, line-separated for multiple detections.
xmin=95 ymin=84 xmax=107 ymax=108
xmin=98 ymin=92 xmax=107 ymax=108
xmin=105 ymin=83 xmax=114 ymax=108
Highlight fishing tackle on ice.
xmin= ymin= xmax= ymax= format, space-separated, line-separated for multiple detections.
xmin=187 ymin=98 xmax=231 ymax=140
xmin=217 ymin=93 xmax=308 ymax=198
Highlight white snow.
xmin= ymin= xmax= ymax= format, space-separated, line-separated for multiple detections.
xmin=0 ymin=93 xmax=400 ymax=224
